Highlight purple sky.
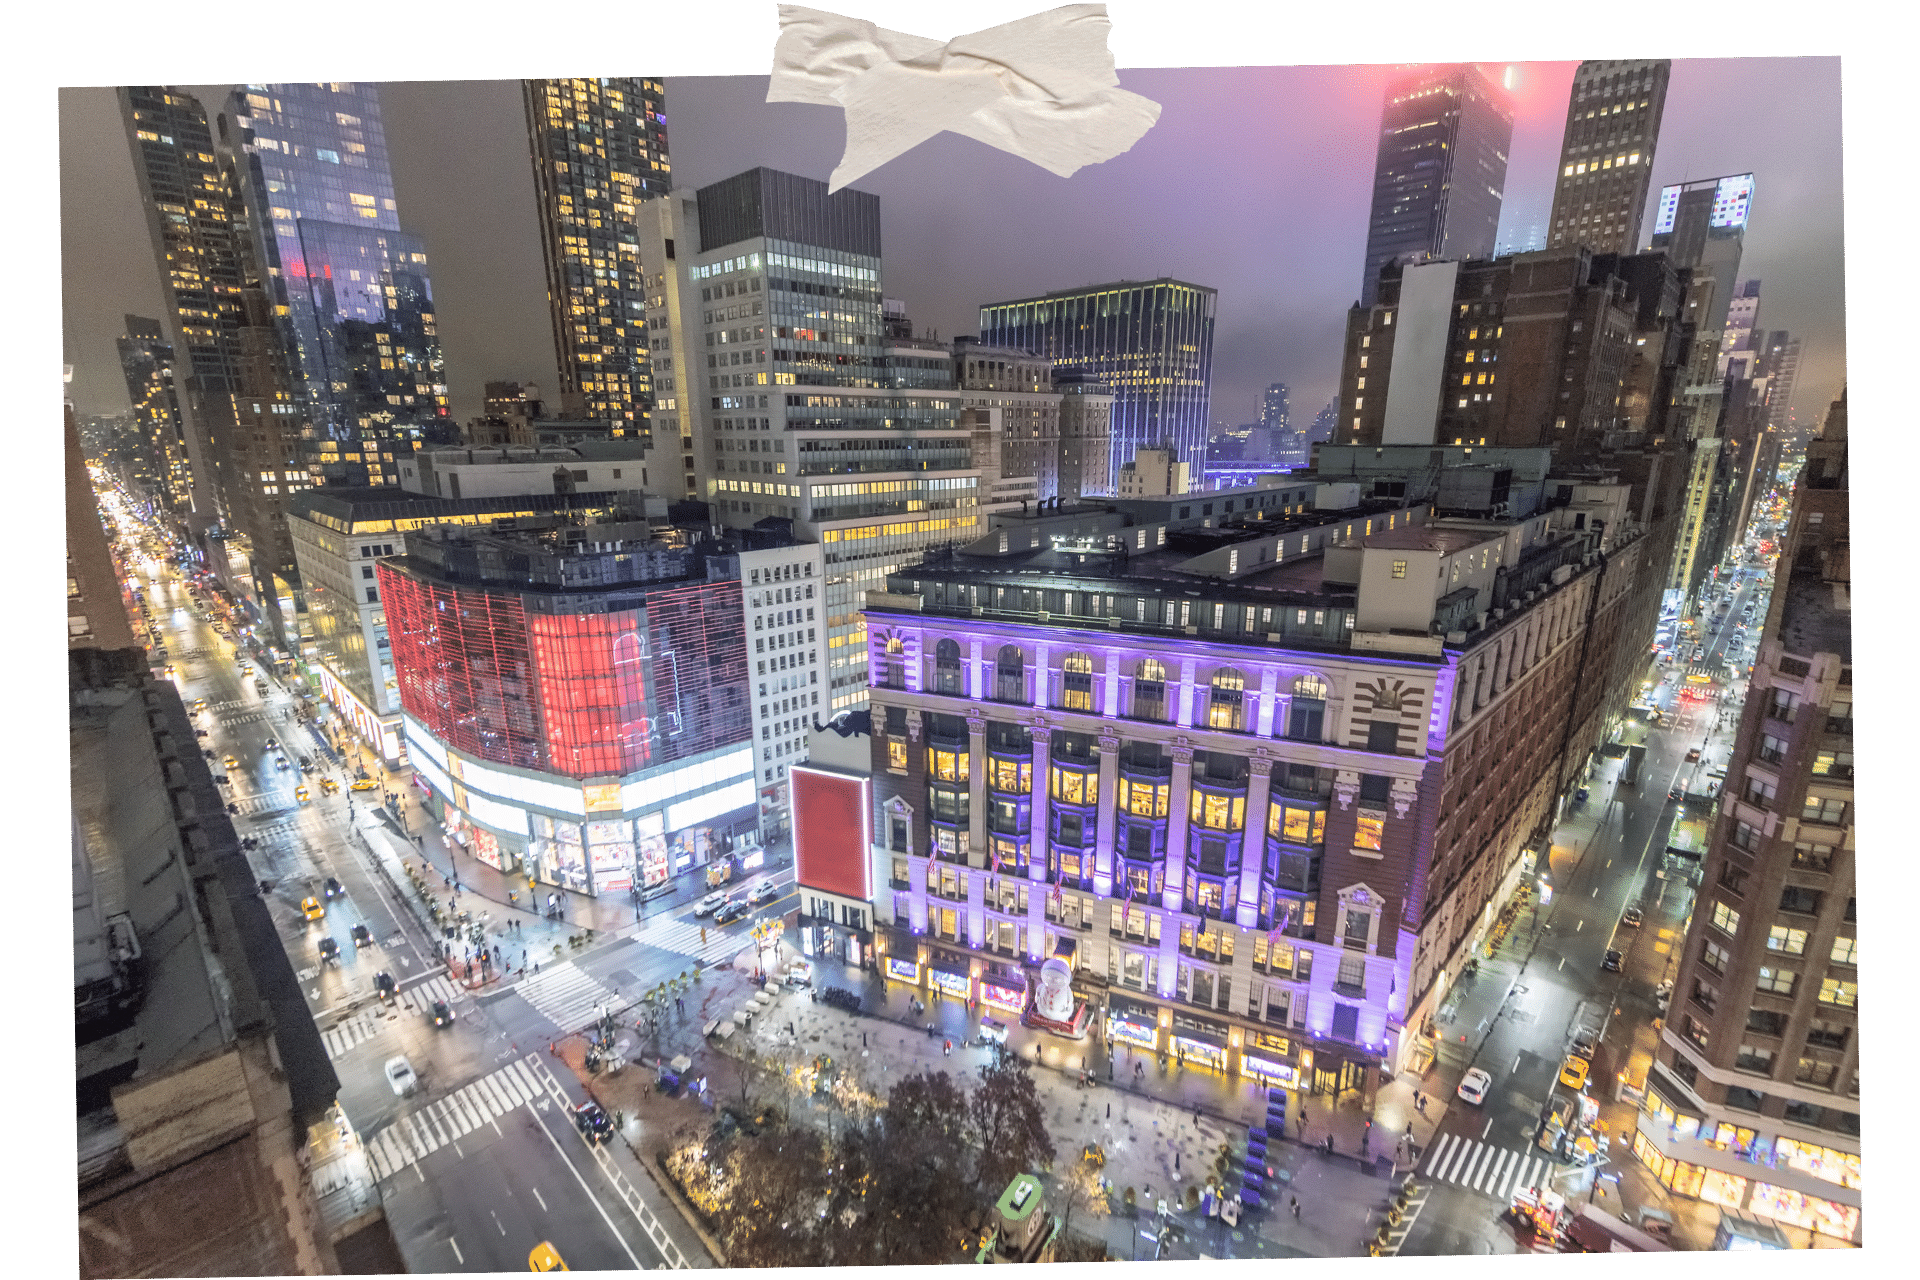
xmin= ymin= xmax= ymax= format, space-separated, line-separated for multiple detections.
xmin=61 ymin=57 xmax=1844 ymax=439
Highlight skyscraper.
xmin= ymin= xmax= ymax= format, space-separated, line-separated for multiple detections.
xmin=115 ymin=316 xmax=196 ymax=519
xmin=1545 ymin=60 xmax=1671 ymax=255
xmin=1640 ymin=390 xmax=1857 ymax=1246
xmin=223 ymin=84 xmax=450 ymax=484
xmin=978 ymin=279 xmax=1216 ymax=492
xmin=1259 ymin=382 xmax=1291 ymax=436
xmin=1358 ymin=64 xmax=1514 ymax=307
xmin=119 ymin=86 xmax=309 ymax=646
xmin=523 ymin=78 xmax=672 ymax=437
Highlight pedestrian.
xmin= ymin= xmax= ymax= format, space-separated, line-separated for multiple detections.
xmin=1290 ymin=1196 xmax=1300 ymax=1219
xmin=861 ymin=1031 xmax=867 ymax=1047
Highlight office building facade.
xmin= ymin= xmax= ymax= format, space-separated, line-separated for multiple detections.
xmin=378 ymin=521 xmax=756 ymax=893
xmin=1640 ymin=391 xmax=1857 ymax=1244
xmin=736 ymin=541 xmax=829 ymax=840
xmin=524 ymin=78 xmax=672 ymax=438
xmin=224 ymin=83 xmax=450 ymax=478
xmin=978 ymin=279 xmax=1216 ymax=493
xmin=1358 ymin=65 xmax=1514 ymax=308
xmin=860 ymin=461 xmax=1657 ymax=1094
xmin=1545 ymin=61 xmax=1671 ymax=255
xmin=115 ymin=316 xmax=196 ymax=520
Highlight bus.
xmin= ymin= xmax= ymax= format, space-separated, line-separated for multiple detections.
xmin=1619 ymin=744 xmax=1645 ymax=788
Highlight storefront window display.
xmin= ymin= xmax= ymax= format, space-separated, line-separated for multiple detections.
xmin=1106 ymin=999 xmax=1159 ymax=1050
xmin=1699 ymin=1169 xmax=1748 ymax=1209
xmin=930 ymin=967 xmax=971 ymax=1000
xmin=886 ymin=957 xmax=921 ymax=983
xmin=1771 ymin=1138 xmax=1861 ymax=1190
xmin=469 ymin=825 xmax=504 ymax=872
xmin=980 ymin=979 xmax=1026 ymax=1015
xmin=1747 ymin=1183 xmax=1860 ymax=1239
xmin=1241 ymin=1056 xmax=1296 ymax=1086
xmin=1172 ymin=1036 xmax=1226 ymax=1070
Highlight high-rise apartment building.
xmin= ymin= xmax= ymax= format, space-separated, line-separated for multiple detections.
xmin=1640 ymin=391 xmax=1857 ymax=1245
xmin=119 ymin=86 xmax=311 ymax=648
xmin=1358 ymin=65 xmax=1514 ymax=308
xmin=643 ymin=167 xmax=984 ymax=713
xmin=115 ymin=316 xmax=196 ymax=520
xmin=978 ymin=279 xmax=1216 ymax=492
xmin=1720 ymin=280 xmax=1763 ymax=378
xmin=223 ymin=83 xmax=450 ymax=483
xmin=523 ymin=78 xmax=672 ymax=438
xmin=1259 ymin=382 xmax=1291 ymax=437
xmin=1760 ymin=333 xmax=1802 ymax=436
xmin=1545 ymin=60 xmax=1671 ymax=255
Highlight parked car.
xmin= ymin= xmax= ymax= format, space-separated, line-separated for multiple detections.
xmin=1684 ymin=748 xmax=1701 ymax=763
xmin=693 ymin=891 xmax=727 ymax=917
xmin=1601 ymin=949 xmax=1623 ymax=972
xmin=1570 ymin=1030 xmax=1598 ymax=1060
xmin=1621 ymin=905 xmax=1644 ymax=928
xmin=1558 ymin=1054 xmax=1591 ymax=1091
xmin=384 ymin=1055 xmax=418 ymax=1097
xmin=1456 ymin=1068 xmax=1493 ymax=1106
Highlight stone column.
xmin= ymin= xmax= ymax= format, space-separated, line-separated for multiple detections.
xmin=1236 ymin=753 xmax=1274 ymax=928
xmin=1093 ymin=731 xmax=1121 ymax=896
xmin=967 ymin=710 xmax=988 ymax=867
xmin=1162 ymin=741 xmax=1194 ymax=911
xmin=1255 ymin=666 xmax=1280 ymax=737
xmin=1102 ymin=648 xmax=1122 ymax=718
xmin=1026 ymin=717 xmax=1051 ymax=962
xmin=1175 ymin=659 xmax=1197 ymax=728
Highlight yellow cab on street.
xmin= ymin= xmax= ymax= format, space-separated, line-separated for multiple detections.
xmin=528 ymin=1241 xmax=568 ymax=1271
xmin=300 ymin=896 xmax=325 ymax=922
xmin=295 ymin=784 xmax=311 ymax=804
xmin=350 ymin=778 xmax=379 ymax=792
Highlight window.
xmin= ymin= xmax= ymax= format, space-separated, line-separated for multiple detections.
xmin=1734 ymin=1045 xmax=1775 ymax=1074
xmin=1061 ymin=651 xmax=1095 ymax=711
xmin=1817 ymin=977 xmax=1857 ymax=1008
xmin=1767 ymin=688 xmax=1798 ymax=723
xmin=1830 ymin=935 xmax=1856 ymax=965
xmin=1335 ymin=953 xmax=1366 ymax=994
xmin=1207 ymin=668 xmax=1246 ymax=730
xmin=1757 ymin=733 xmax=1787 ymax=764
xmin=1367 ymin=720 xmax=1400 ymax=753
xmin=1767 ymin=925 xmax=1807 ymax=955
xmin=1287 ymin=674 xmax=1327 ymax=741
xmin=995 ymin=645 xmax=1025 ymax=701
xmin=1354 ymin=812 xmax=1384 ymax=851
xmin=1724 ymin=1087 xmax=1766 ymax=1114
xmin=1133 ymin=658 xmax=1168 ymax=722
xmin=1670 ymin=1054 xmax=1700 ymax=1088
xmin=1718 ymin=862 xmax=1751 ymax=896
xmin=1755 ymin=966 xmax=1795 ymax=995
xmin=1792 ymin=842 xmax=1834 ymax=872
xmin=1689 ymin=978 xmax=1719 ymax=1013
xmin=1681 ymin=1016 xmax=1710 ymax=1051
xmin=1711 ymin=901 xmax=1741 ymax=937
xmin=1742 ymin=777 xmax=1777 ymax=810
xmin=1702 ymin=940 xmax=1730 ymax=973
xmin=1271 ymin=804 xmax=1326 ymax=845
xmin=1729 ymin=821 xmax=1762 ymax=852
xmin=935 ymin=637 xmax=963 ymax=694
xmin=1795 ymin=1058 xmax=1838 ymax=1090
xmin=1778 ymin=885 xmax=1823 ymax=916
xmin=1811 ymin=750 xmax=1852 ymax=778
xmin=1806 ymin=1018 xmax=1850 ymax=1051
xmin=1797 ymin=794 xmax=1843 ymax=825
xmin=886 ymin=739 xmax=907 ymax=772
xmin=1745 ymin=1009 xmax=1787 ymax=1036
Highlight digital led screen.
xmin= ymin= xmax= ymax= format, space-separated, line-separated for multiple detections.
xmin=791 ymin=765 xmax=871 ymax=901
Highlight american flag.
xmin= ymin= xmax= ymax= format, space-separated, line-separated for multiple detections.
xmin=1123 ymin=870 xmax=1135 ymax=902
xmin=989 ymin=844 xmax=1002 ymax=874
xmin=1269 ymin=900 xmax=1294 ymax=947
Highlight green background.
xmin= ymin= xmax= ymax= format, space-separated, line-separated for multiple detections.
xmin=7 ymin=0 xmax=1889 ymax=1274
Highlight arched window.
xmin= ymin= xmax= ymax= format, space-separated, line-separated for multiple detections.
xmin=882 ymin=633 xmax=905 ymax=689
xmin=1207 ymin=667 xmax=1246 ymax=731
xmin=995 ymin=645 xmax=1026 ymax=702
xmin=1286 ymin=673 xmax=1327 ymax=742
xmin=935 ymin=637 xmax=963 ymax=695
xmin=1133 ymin=657 xmax=1168 ymax=721
xmin=885 ymin=635 xmax=904 ymax=655
xmin=1061 ymin=651 xmax=1095 ymax=711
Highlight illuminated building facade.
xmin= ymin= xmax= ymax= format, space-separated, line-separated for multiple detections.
xmin=524 ymin=78 xmax=672 ymax=437
xmin=647 ymin=167 xmax=982 ymax=714
xmin=862 ymin=460 xmax=1653 ymax=1096
xmin=1358 ymin=65 xmax=1514 ymax=308
xmin=736 ymin=541 xmax=828 ymax=841
xmin=1545 ymin=61 xmax=1671 ymax=255
xmin=377 ymin=520 xmax=755 ymax=893
xmin=978 ymin=279 xmax=1215 ymax=494
xmin=223 ymin=84 xmax=450 ymax=483
xmin=115 ymin=316 xmax=197 ymax=520
xmin=1640 ymin=391 xmax=1857 ymax=1245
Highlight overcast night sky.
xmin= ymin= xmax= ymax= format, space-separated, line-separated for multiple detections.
xmin=60 ymin=57 xmax=1844 ymax=438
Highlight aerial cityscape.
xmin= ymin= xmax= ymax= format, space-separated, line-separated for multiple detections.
xmin=63 ymin=53 xmax=1854 ymax=1274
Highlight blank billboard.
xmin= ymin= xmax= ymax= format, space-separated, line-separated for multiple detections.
xmin=791 ymin=765 xmax=871 ymax=901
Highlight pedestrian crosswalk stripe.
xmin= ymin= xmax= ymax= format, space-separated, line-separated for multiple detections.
xmin=639 ymin=914 xmax=767 ymax=964
xmin=512 ymin=960 xmax=619 ymax=1033
xmin=1421 ymin=1133 xmax=1553 ymax=1200
xmin=363 ymin=1057 xmax=547 ymax=1182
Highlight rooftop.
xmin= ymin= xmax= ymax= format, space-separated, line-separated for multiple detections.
xmin=1776 ymin=567 xmax=1851 ymax=664
xmin=1362 ymin=527 xmax=1501 ymax=554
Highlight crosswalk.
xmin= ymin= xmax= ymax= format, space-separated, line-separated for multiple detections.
xmin=320 ymin=975 xmax=468 ymax=1059
xmin=363 ymin=1056 xmax=550 ymax=1182
xmin=512 ymin=960 xmax=621 ymax=1033
xmin=219 ymin=711 xmax=269 ymax=725
xmin=1419 ymin=1133 xmax=1557 ymax=1200
xmin=638 ymin=913 xmax=764 ymax=964
xmin=236 ymin=793 xmax=299 ymax=816
xmin=249 ymin=811 xmax=346 ymax=841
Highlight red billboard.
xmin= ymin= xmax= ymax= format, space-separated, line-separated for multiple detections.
xmin=791 ymin=765 xmax=871 ymax=901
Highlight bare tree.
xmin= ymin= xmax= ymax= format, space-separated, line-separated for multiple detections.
xmin=969 ymin=1049 xmax=1054 ymax=1199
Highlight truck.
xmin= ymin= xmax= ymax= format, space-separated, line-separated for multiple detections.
xmin=1619 ymin=743 xmax=1645 ymax=787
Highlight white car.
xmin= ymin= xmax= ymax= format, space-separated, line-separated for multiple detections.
xmin=385 ymin=1055 xmax=419 ymax=1097
xmin=1457 ymin=1067 xmax=1493 ymax=1106
xmin=693 ymin=890 xmax=727 ymax=917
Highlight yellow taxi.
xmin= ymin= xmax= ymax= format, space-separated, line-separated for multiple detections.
xmin=191 ymin=698 xmax=208 ymax=713
xmin=1558 ymin=1053 xmax=1591 ymax=1091
xmin=300 ymin=896 xmax=326 ymax=922
xmin=320 ymin=777 xmax=339 ymax=795
xmin=349 ymin=778 xmax=379 ymax=792
xmin=528 ymin=1242 xmax=568 ymax=1271
xmin=295 ymin=785 xmax=311 ymax=804
xmin=223 ymin=755 xmax=240 ymax=770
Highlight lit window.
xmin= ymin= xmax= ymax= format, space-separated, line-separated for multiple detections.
xmin=1711 ymin=901 xmax=1740 ymax=937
